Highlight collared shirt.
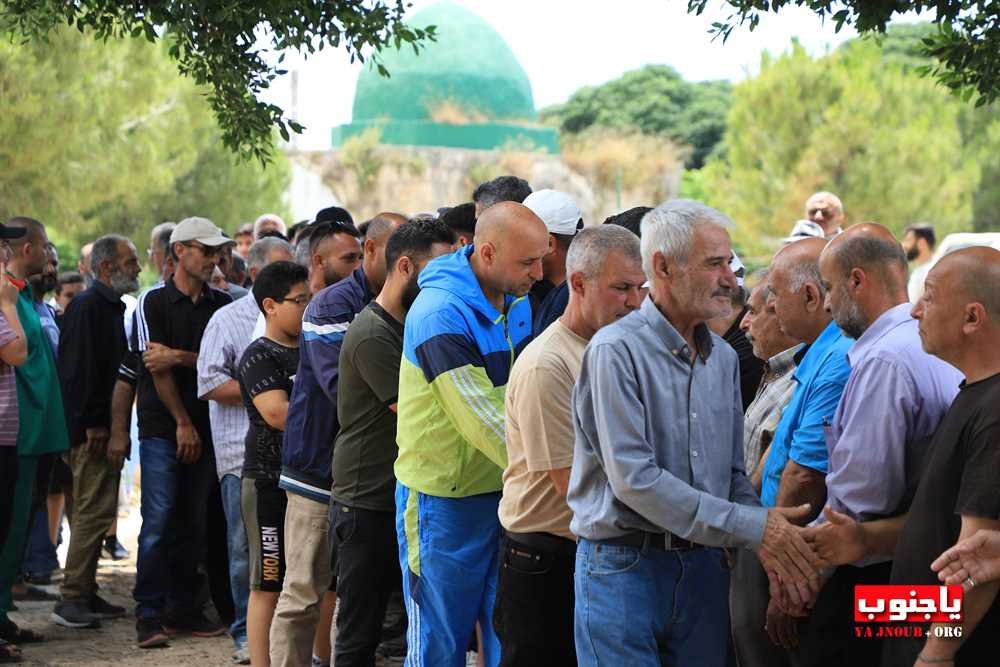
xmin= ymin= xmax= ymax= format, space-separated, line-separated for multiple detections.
xmin=57 ymin=281 xmax=127 ymax=447
xmin=824 ymin=303 xmax=962 ymax=524
xmin=567 ymin=297 xmax=767 ymax=547
xmin=134 ymin=277 xmax=232 ymax=442
xmin=197 ymin=293 xmax=260 ymax=479
xmin=742 ymin=344 xmax=802 ymax=475
xmin=0 ymin=310 xmax=20 ymax=448
xmin=760 ymin=320 xmax=853 ymax=507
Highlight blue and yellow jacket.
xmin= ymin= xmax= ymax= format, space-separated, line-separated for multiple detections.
xmin=395 ymin=245 xmax=532 ymax=498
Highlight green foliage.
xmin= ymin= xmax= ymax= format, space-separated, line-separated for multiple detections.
xmin=0 ymin=27 xmax=289 ymax=249
xmin=701 ymin=41 xmax=983 ymax=259
xmin=540 ymin=65 xmax=731 ymax=169
xmin=0 ymin=1 xmax=436 ymax=162
xmin=688 ymin=0 xmax=1000 ymax=107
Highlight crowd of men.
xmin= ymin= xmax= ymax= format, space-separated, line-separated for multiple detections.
xmin=0 ymin=176 xmax=997 ymax=667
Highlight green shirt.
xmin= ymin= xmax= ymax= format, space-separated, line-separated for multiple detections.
xmin=14 ymin=286 xmax=68 ymax=456
xmin=332 ymin=302 xmax=404 ymax=512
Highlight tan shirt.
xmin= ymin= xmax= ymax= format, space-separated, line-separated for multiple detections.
xmin=499 ymin=320 xmax=587 ymax=540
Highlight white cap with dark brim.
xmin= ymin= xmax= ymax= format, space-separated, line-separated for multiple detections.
xmin=523 ymin=189 xmax=583 ymax=236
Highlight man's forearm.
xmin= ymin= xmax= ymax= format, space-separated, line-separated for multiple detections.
xmin=858 ymin=514 xmax=907 ymax=558
xmin=174 ymin=350 xmax=198 ymax=369
xmin=202 ymin=379 xmax=242 ymax=406
xmin=152 ymin=370 xmax=193 ymax=425
xmin=774 ymin=460 xmax=826 ymax=524
xmin=109 ymin=380 xmax=135 ymax=436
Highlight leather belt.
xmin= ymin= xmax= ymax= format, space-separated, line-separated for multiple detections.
xmin=602 ymin=530 xmax=701 ymax=551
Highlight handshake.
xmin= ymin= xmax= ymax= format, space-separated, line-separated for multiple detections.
xmin=756 ymin=504 xmax=866 ymax=616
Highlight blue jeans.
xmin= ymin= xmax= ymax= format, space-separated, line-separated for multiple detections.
xmin=22 ymin=507 xmax=59 ymax=578
xmin=574 ymin=539 xmax=731 ymax=667
xmin=133 ymin=437 xmax=216 ymax=619
xmin=220 ymin=473 xmax=249 ymax=647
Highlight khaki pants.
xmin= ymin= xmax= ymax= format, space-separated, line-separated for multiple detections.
xmin=269 ymin=492 xmax=331 ymax=667
xmin=60 ymin=446 xmax=119 ymax=601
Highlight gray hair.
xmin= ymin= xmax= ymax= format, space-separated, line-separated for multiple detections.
xmin=253 ymin=213 xmax=286 ymax=238
xmin=247 ymin=237 xmax=294 ymax=273
xmin=566 ymin=225 xmax=642 ymax=279
xmin=787 ymin=259 xmax=826 ymax=297
xmin=640 ymin=199 xmax=734 ymax=277
xmin=91 ymin=234 xmax=130 ymax=274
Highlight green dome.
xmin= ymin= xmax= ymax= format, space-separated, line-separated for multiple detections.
xmin=351 ymin=3 xmax=537 ymax=123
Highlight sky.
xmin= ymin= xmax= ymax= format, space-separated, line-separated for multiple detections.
xmin=261 ymin=0 xmax=898 ymax=150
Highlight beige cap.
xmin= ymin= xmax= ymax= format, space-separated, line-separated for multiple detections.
xmin=170 ymin=217 xmax=233 ymax=247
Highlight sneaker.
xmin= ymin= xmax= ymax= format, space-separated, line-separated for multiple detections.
xmin=103 ymin=536 xmax=129 ymax=560
xmin=23 ymin=573 xmax=51 ymax=586
xmin=51 ymin=600 xmax=101 ymax=629
xmin=136 ymin=618 xmax=169 ymax=649
xmin=232 ymin=644 xmax=251 ymax=665
xmin=88 ymin=594 xmax=126 ymax=620
xmin=162 ymin=609 xmax=225 ymax=638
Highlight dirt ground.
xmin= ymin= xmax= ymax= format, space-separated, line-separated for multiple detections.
xmin=9 ymin=509 xmax=237 ymax=667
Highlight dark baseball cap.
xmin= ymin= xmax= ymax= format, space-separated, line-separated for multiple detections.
xmin=0 ymin=223 xmax=27 ymax=240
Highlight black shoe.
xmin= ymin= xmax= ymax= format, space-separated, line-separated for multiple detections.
xmin=102 ymin=536 xmax=129 ymax=560
xmin=51 ymin=600 xmax=101 ymax=629
xmin=23 ymin=573 xmax=51 ymax=586
xmin=136 ymin=618 xmax=169 ymax=649
xmin=88 ymin=594 xmax=126 ymax=619
xmin=162 ymin=609 xmax=225 ymax=638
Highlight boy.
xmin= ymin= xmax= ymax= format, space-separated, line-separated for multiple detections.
xmin=238 ymin=261 xmax=310 ymax=666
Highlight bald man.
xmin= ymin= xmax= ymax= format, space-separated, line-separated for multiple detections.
xmin=765 ymin=226 xmax=963 ymax=666
xmin=800 ymin=248 xmax=1000 ymax=667
xmin=394 ymin=202 xmax=549 ymax=666
xmin=804 ymin=192 xmax=845 ymax=237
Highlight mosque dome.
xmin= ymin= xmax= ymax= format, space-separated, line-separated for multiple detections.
xmin=351 ymin=3 xmax=537 ymax=123
xmin=332 ymin=2 xmax=558 ymax=152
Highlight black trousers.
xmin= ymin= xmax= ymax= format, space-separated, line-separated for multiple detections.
xmin=788 ymin=561 xmax=893 ymax=667
xmin=492 ymin=533 xmax=576 ymax=667
xmin=0 ymin=448 xmax=17 ymax=549
xmin=330 ymin=503 xmax=402 ymax=667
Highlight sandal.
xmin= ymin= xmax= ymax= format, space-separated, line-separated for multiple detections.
xmin=0 ymin=641 xmax=22 ymax=664
xmin=0 ymin=621 xmax=43 ymax=645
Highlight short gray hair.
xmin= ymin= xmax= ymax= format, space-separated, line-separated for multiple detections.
xmin=91 ymin=234 xmax=130 ymax=274
xmin=566 ymin=225 xmax=642 ymax=279
xmin=787 ymin=259 xmax=826 ymax=296
xmin=640 ymin=199 xmax=734 ymax=277
xmin=247 ymin=237 xmax=293 ymax=273
xmin=253 ymin=213 xmax=286 ymax=238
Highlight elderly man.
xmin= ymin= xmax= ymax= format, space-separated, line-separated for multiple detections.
xmin=495 ymin=226 xmax=646 ymax=666
xmin=808 ymin=248 xmax=1000 ymax=666
xmin=776 ymin=226 xmax=961 ymax=666
xmin=196 ymin=237 xmax=293 ymax=663
xmin=253 ymin=214 xmax=287 ymax=241
xmin=53 ymin=235 xmax=142 ymax=629
xmin=395 ymin=202 xmax=549 ymax=666
xmin=804 ymin=192 xmax=845 ymax=237
xmin=729 ymin=272 xmax=803 ymax=667
xmin=567 ymin=200 xmax=822 ymax=665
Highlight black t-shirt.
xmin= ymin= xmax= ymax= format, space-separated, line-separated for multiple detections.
xmin=883 ymin=372 xmax=1000 ymax=667
xmin=532 ymin=280 xmax=569 ymax=338
xmin=332 ymin=302 xmax=403 ymax=512
xmin=239 ymin=337 xmax=299 ymax=481
xmin=134 ymin=278 xmax=232 ymax=442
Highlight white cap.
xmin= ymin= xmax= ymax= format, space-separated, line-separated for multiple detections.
xmin=730 ymin=252 xmax=746 ymax=287
xmin=782 ymin=220 xmax=825 ymax=245
xmin=170 ymin=217 xmax=233 ymax=247
xmin=522 ymin=189 xmax=582 ymax=235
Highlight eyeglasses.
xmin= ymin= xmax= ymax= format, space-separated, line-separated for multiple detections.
xmin=182 ymin=242 xmax=222 ymax=258
xmin=277 ymin=294 xmax=311 ymax=306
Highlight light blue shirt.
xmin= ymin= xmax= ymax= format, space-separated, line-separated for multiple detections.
xmin=567 ymin=297 xmax=767 ymax=548
xmin=760 ymin=320 xmax=853 ymax=507
xmin=825 ymin=302 xmax=962 ymax=522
